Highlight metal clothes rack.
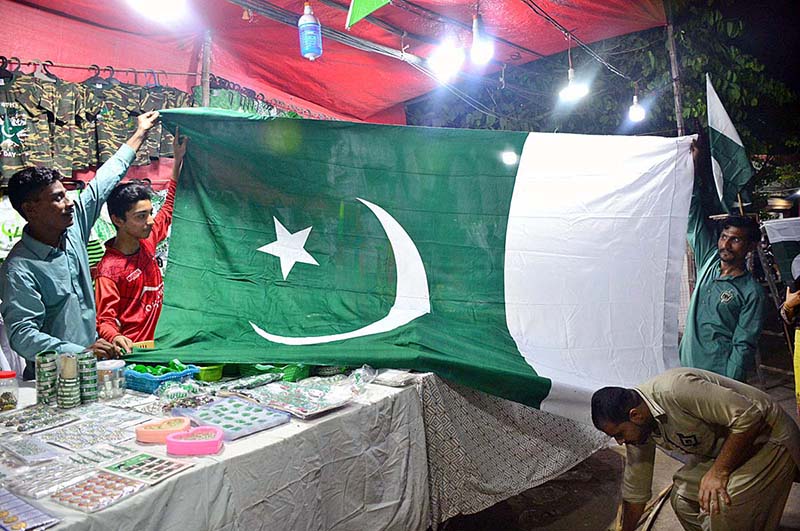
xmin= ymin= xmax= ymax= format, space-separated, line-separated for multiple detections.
xmin=3 ymin=48 xmax=215 ymax=103
xmin=9 ymin=58 xmax=199 ymax=78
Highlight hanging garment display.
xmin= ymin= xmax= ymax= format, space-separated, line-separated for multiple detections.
xmin=141 ymin=84 xmax=193 ymax=158
xmin=191 ymin=86 xmax=277 ymax=117
xmin=0 ymin=75 xmax=49 ymax=182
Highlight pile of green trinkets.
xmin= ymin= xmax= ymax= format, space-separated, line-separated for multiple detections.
xmin=36 ymin=350 xmax=100 ymax=407
xmin=127 ymin=359 xmax=189 ymax=376
xmin=77 ymin=351 xmax=98 ymax=404
xmin=35 ymin=351 xmax=57 ymax=405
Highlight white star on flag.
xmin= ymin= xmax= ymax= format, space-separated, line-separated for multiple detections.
xmin=257 ymin=217 xmax=319 ymax=280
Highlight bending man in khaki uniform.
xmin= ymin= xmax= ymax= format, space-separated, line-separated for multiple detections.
xmin=592 ymin=368 xmax=800 ymax=530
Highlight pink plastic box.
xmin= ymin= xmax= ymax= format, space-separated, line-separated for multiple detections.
xmin=166 ymin=426 xmax=224 ymax=456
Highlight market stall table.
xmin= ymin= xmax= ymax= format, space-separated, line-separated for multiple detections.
xmin=8 ymin=372 xmax=608 ymax=531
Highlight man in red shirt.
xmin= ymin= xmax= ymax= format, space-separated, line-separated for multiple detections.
xmin=94 ymin=132 xmax=187 ymax=353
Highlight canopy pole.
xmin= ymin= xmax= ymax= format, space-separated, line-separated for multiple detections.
xmin=665 ymin=1 xmax=684 ymax=136
xmin=201 ymin=29 xmax=213 ymax=107
xmin=665 ymin=1 xmax=695 ymax=318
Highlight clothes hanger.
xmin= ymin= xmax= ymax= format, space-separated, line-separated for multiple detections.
xmin=0 ymin=57 xmax=13 ymax=82
xmin=32 ymin=59 xmax=58 ymax=82
xmin=104 ymin=66 xmax=121 ymax=85
xmin=214 ymin=75 xmax=232 ymax=90
xmin=9 ymin=57 xmax=22 ymax=74
xmin=83 ymin=64 xmax=111 ymax=88
xmin=144 ymin=69 xmax=159 ymax=88
xmin=120 ymin=68 xmax=138 ymax=85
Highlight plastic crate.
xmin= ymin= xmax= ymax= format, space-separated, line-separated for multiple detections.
xmin=196 ymin=364 xmax=224 ymax=382
xmin=124 ymin=365 xmax=200 ymax=394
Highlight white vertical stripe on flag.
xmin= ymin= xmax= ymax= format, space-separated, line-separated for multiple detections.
xmin=504 ymin=132 xmax=695 ymax=422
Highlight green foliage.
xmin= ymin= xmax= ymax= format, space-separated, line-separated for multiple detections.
xmin=405 ymin=0 xmax=797 ymax=165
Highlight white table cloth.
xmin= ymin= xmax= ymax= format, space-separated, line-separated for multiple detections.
xmin=13 ymin=372 xmax=608 ymax=531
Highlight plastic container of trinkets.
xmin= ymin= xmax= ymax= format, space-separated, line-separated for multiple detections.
xmin=0 ymin=371 xmax=18 ymax=411
xmin=97 ymin=360 xmax=126 ymax=400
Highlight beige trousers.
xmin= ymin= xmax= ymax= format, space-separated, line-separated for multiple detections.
xmin=669 ymin=445 xmax=795 ymax=531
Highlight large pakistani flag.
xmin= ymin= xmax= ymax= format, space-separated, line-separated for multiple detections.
xmin=133 ymin=108 xmax=694 ymax=422
xmin=707 ymin=73 xmax=754 ymax=212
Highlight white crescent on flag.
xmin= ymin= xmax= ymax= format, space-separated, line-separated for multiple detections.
xmin=250 ymin=197 xmax=430 ymax=345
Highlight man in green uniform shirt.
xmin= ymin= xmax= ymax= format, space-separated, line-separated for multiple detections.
xmin=592 ymin=368 xmax=800 ymax=530
xmin=680 ymin=139 xmax=765 ymax=381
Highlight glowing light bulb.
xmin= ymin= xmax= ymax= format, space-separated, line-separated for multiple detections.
xmin=628 ymin=95 xmax=645 ymax=122
xmin=470 ymin=15 xmax=494 ymax=66
xmin=559 ymin=68 xmax=588 ymax=102
xmin=428 ymin=39 xmax=465 ymax=83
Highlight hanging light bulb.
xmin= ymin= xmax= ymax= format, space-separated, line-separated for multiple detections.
xmin=627 ymin=82 xmax=645 ymax=122
xmin=558 ymin=35 xmax=588 ymax=102
xmin=470 ymin=14 xmax=494 ymax=66
xmin=428 ymin=38 xmax=465 ymax=82
xmin=628 ymin=94 xmax=645 ymax=122
xmin=559 ymin=68 xmax=589 ymax=102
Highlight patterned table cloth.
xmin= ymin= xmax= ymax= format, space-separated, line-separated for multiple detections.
xmin=416 ymin=374 xmax=608 ymax=527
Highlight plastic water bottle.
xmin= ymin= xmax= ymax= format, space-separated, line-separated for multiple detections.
xmin=298 ymin=2 xmax=322 ymax=61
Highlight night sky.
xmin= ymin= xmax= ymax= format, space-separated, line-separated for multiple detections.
xmin=717 ymin=0 xmax=800 ymax=149
xmin=722 ymin=0 xmax=800 ymax=91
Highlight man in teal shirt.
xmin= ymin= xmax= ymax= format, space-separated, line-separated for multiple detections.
xmin=0 ymin=111 xmax=159 ymax=376
xmin=680 ymin=140 xmax=765 ymax=381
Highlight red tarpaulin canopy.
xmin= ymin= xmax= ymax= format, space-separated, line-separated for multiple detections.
xmin=1 ymin=0 xmax=665 ymax=123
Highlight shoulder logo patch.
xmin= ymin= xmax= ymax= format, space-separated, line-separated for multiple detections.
xmin=719 ymin=290 xmax=734 ymax=304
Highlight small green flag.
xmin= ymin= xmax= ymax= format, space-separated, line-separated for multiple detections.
xmin=346 ymin=0 xmax=389 ymax=28
xmin=706 ymin=73 xmax=754 ymax=213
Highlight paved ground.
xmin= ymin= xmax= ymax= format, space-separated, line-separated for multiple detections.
xmin=440 ymin=337 xmax=800 ymax=531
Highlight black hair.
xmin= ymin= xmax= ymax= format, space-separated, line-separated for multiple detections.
xmin=107 ymin=180 xmax=154 ymax=222
xmin=718 ymin=215 xmax=760 ymax=245
xmin=590 ymin=387 xmax=642 ymax=430
xmin=7 ymin=167 xmax=63 ymax=219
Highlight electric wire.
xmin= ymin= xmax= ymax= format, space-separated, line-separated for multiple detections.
xmin=231 ymin=0 xmax=523 ymax=122
xmin=518 ymin=0 xmax=632 ymax=80
xmin=232 ymin=0 xmax=422 ymax=64
xmin=315 ymin=0 xmax=439 ymax=47
xmin=407 ymin=61 xmax=506 ymax=119
xmin=232 ymin=0 xmax=638 ymax=122
xmin=393 ymin=0 xmax=545 ymax=59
